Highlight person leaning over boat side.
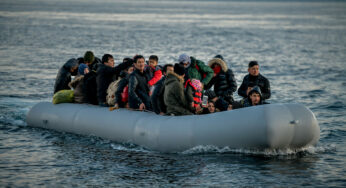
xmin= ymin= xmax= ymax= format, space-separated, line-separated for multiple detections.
xmin=241 ymin=86 xmax=269 ymax=108
xmin=114 ymin=62 xmax=134 ymax=109
xmin=151 ymin=64 xmax=174 ymax=115
xmin=128 ymin=55 xmax=153 ymax=111
xmin=178 ymin=53 xmax=214 ymax=88
xmin=205 ymin=55 xmax=237 ymax=104
xmin=238 ymin=61 xmax=271 ymax=100
xmin=54 ymin=58 xmax=79 ymax=94
xmin=96 ymin=54 xmax=133 ymax=107
xmin=68 ymin=63 xmax=89 ymax=103
xmin=164 ymin=63 xmax=194 ymax=116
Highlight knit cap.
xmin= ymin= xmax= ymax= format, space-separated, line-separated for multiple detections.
xmin=174 ymin=63 xmax=185 ymax=76
xmin=78 ymin=63 xmax=89 ymax=75
xmin=178 ymin=54 xmax=191 ymax=64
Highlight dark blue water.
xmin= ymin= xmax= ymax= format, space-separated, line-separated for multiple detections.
xmin=1 ymin=0 xmax=346 ymax=187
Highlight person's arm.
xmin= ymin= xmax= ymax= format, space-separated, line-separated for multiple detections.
xmin=104 ymin=61 xmax=133 ymax=77
xmin=128 ymin=75 xmax=142 ymax=108
xmin=225 ymin=69 xmax=237 ymax=94
xmin=54 ymin=71 xmax=71 ymax=93
xmin=148 ymin=69 xmax=162 ymax=86
xmin=195 ymin=59 xmax=214 ymax=86
xmin=261 ymin=77 xmax=271 ymax=100
xmin=237 ymin=76 xmax=248 ymax=98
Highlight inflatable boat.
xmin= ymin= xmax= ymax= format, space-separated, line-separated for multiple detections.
xmin=26 ymin=102 xmax=320 ymax=152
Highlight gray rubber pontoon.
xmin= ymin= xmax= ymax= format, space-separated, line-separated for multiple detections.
xmin=26 ymin=102 xmax=320 ymax=152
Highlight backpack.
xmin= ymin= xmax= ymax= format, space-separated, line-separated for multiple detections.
xmin=52 ymin=90 xmax=74 ymax=104
xmin=106 ymin=78 xmax=121 ymax=106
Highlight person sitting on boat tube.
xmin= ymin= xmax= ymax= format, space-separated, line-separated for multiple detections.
xmin=54 ymin=58 xmax=79 ymax=94
xmin=205 ymin=55 xmax=237 ymax=105
xmin=178 ymin=53 xmax=214 ymax=88
xmin=241 ymin=86 xmax=269 ymax=107
xmin=164 ymin=63 xmax=194 ymax=116
xmin=238 ymin=61 xmax=271 ymax=100
xmin=96 ymin=54 xmax=133 ymax=107
xmin=128 ymin=55 xmax=153 ymax=111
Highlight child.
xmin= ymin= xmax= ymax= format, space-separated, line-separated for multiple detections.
xmin=147 ymin=55 xmax=162 ymax=95
xmin=185 ymin=78 xmax=203 ymax=113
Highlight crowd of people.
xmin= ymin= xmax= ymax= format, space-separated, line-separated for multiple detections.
xmin=54 ymin=51 xmax=271 ymax=116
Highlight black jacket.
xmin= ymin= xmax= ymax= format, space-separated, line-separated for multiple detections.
xmin=128 ymin=69 xmax=152 ymax=110
xmin=241 ymin=86 xmax=269 ymax=107
xmin=83 ymin=70 xmax=98 ymax=105
xmin=238 ymin=73 xmax=271 ymax=100
xmin=96 ymin=61 xmax=132 ymax=104
xmin=151 ymin=76 xmax=166 ymax=114
xmin=54 ymin=58 xmax=78 ymax=94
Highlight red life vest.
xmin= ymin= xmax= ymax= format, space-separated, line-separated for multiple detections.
xmin=184 ymin=79 xmax=202 ymax=108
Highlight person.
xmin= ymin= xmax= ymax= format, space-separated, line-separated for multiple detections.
xmin=54 ymin=58 xmax=78 ymax=94
xmin=68 ymin=63 xmax=88 ymax=103
xmin=178 ymin=53 xmax=214 ymax=87
xmin=151 ymin=64 xmax=174 ymax=115
xmin=96 ymin=54 xmax=133 ymax=107
xmin=200 ymin=101 xmax=219 ymax=114
xmin=185 ymin=78 xmax=203 ymax=114
xmin=164 ymin=63 xmax=193 ymax=116
xmin=238 ymin=61 xmax=271 ymax=100
xmin=205 ymin=55 xmax=237 ymax=104
xmin=241 ymin=86 xmax=269 ymax=107
xmin=204 ymin=90 xmax=232 ymax=112
xmin=113 ymin=64 xmax=135 ymax=108
xmin=128 ymin=55 xmax=153 ymax=111
xmin=146 ymin=55 xmax=163 ymax=94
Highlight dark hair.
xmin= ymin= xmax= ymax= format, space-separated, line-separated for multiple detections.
xmin=149 ymin=55 xmax=158 ymax=62
xmin=133 ymin=55 xmax=145 ymax=63
xmin=248 ymin=61 xmax=259 ymax=68
xmin=174 ymin=63 xmax=185 ymax=76
xmin=77 ymin=57 xmax=84 ymax=65
xmin=84 ymin=51 xmax=95 ymax=63
xmin=162 ymin=64 xmax=174 ymax=74
xmin=214 ymin=54 xmax=224 ymax=60
xmin=102 ymin=54 xmax=113 ymax=64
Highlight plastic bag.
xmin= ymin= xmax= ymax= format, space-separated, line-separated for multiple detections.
xmin=52 ymin=90 xmax=74 ymax=104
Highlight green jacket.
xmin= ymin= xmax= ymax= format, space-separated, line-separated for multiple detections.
xmin=187 ymin=57 xmax=214 ymax=86
xmin=164 ymin=72 xmax=194 ymax=116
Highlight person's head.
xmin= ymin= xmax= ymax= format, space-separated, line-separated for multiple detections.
xmin=174 ymin=63 xmax=185 ymax=78
xmin=84 ymin=51 xmax=95 ymax=65
xmin=126 ymin=66 xmax=135 ymax=74
xmin=208 ymin=101 xmax=216 ymax=113
xmin=102 ymin=54 xmax=114 ymax=67
xmin=248 ymin=86 xmax=262 ymax=106
xmin=148 ymin=55 xmax=158 ymax=67
xmin=122 ymin=57 xmax=133 ymax=64
xmin=162 ymin=64 xmax=174 ymax=76
xmin=178 ymin=54 xmax=191 ymax=68
xmin=248 ymin=61 xmax=259 ymax=76
xmin=133 ymin=55 xmax=145 ymax=72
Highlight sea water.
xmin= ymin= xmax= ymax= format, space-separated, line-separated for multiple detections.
xmin=0 ymin=0 xmax=345 ymax=187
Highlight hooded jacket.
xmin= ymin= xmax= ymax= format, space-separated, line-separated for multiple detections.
xmin=242 ymin=86 xmax=268 ymax=107
xmin=184 ymin=57 xmax=214 ymax=86
xmin=238 ymin=73 xmax=271 ymax=100
xmin=205 ymin=58 xmax=237 ymax=103
xmin=164 ymin=72 xmax=193 ymax=116
xmin=128 ymin=69 xmax=152 ymax=110
xmin=96 ymin=60 xmax=133 ymax=105
xmin=68 ymin=75 xmax=86 ymax=103
xmin=54 ymin=58 xmax=78 ymax=94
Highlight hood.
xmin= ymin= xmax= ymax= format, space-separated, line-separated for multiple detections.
xmin=165 ymin=72 xmax=185 ymax=85
xmin=63 ymin=58 xmax=78 ymax=70
xmin=248 ymin=86 xmax=262 ymax=98
xmin=208 ymin=58 xmax=228 ymax=72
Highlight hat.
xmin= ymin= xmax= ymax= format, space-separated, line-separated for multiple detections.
xmin=214 ymin=54 xmax=224 ymax=60
xmin=178 ymin=54 xmax=191 ymax=64
xmin=78 ymin=63 xmax=89 ymax=75
xmin=174 ymin=63 xmax=185 ymax=76
xmin=84 ymin=51 xmax=95 ymax=63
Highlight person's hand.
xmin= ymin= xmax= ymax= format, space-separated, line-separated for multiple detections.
xmin=159 ymin=112 xmax=165 ymax=115
xmin=227 ymin=104 xmax=233 ymax=111
xmin=139 ymin=103 xmax=146 ymax=111
xmin=195 ymin=104 xmax=202 ymax=113
xmin=191 ymin=102 xmax=194 ymax=108
xmin=211 ymin=96 xmax=218 ymax=103
xmin=114 ymin=103 xmax=119 ymax=109
xmin=246 ymin=87 xmax=253 ymax=96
